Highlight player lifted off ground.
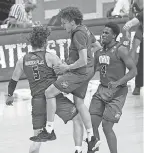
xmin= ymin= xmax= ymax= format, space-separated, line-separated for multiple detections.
xmin=89 ymin=22 xmax=137 ymax=153
xmin=44 ymin=6 xmax=101 ymax=153
xmin=5 ymin=26 xmax=84 ymax=153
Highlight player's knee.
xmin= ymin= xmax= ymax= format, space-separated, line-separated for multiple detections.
xmin=74 ymin=98 xmax=84 ymax=111
xmin=45 ymin=85 xmax=55 ymax=98
xmin=73 ymin=114 xmax=83 ymax=127
xmin=102 ymin=119 xmax=113 ymax=134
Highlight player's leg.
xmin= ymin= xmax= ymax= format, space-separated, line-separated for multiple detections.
xmin=88 ymin=86 xmax=105 ymax=153
xmin=71 ymin=68 xmax=96 ymax=142
xmin=55 ymin=93 xmax=83 ymax=153
xmin=73 ymin=95 xmax=93 ymax=140
xmin=102 ymin=119 xmax=116 ymax=153
xmin=72 ymin=114 xmax=84 ymax=153
xmin=44 ymin=72 xmax=88 ymax=135
xmin=30 ymin=97 xmax=56 ymax=142
xmin=102 ymin=86 xmax=128 ymax=153
xmin=45 ymin=84 xmax=61 ymax=134
xmin=133 ymin=45 xmax=143 ymax=95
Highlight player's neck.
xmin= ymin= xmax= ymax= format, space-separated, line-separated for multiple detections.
xmin=105 ymin=40 xmax=117 ymax=50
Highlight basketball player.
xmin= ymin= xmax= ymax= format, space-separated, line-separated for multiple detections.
xmin=44 ymin=7 xmax=101 ymax=153
xmin=5 ymin=26 xmax=84 ymax=153
xmin=89 ymin=22 xmax=137 ymax=153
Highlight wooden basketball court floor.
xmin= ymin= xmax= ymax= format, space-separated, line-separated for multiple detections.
xmin=0 ymin=79 xmax=143 ymax=153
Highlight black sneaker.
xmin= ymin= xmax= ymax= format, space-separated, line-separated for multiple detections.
xmin=30 ymin=128 xmax=56 ymax=142
xmin=132 ymin=87 xmax=140 ymax=95
xmin=86 ymin=136 xmax=101 ymax=153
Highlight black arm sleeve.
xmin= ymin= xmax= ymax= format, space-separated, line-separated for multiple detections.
xmin=8 ymin=79 xmax=17 ymax=96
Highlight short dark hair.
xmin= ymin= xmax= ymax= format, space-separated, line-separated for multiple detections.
xmin=58 ymin=7 xmax=83 ymax=25
xmin=28 ymin=26 xmax=51 ymax=49
xmin=105 ymin=22 xmax=120 ymax=38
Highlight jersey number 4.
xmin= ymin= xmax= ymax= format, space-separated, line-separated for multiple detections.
xmin=101 ymin=65 xmax=107 ymax=76
xmin=32 ymin=65 xmax=40 ymax=81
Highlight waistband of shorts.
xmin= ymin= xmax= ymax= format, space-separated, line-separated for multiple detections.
xmin=100 ymin=83 xmax=127 ymax=88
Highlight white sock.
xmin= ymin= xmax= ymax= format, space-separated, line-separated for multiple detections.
xmin=87 ymin=128 xmax=94 ymax=141
xmin=47 ymin=122 xmax=54 ymax=133
xmin=75 ymin=146 xmax=82 ymax=153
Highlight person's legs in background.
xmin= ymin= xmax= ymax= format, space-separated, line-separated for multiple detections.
xmin=133 ymin=43 xmax=143 ymax=95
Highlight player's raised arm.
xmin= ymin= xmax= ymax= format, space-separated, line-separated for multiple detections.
xmin=6 ymin=57 xmax=24 ymax=105
xmin=116 ymin=45 xmax=137 ymax=86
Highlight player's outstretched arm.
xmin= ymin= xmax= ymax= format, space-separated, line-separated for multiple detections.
xmin=6 ymin=57 xmax=24 ymax=105
xmin=117 ymin=46 xmax=137 ymax=85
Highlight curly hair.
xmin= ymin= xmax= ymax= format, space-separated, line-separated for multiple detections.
xmin=58 ymin=6 xmax=83 ymax=25
xmin=28 ymin=26 xmax=51 ymax=49
xmin=105 ymin=22 xmax=120 ymax=38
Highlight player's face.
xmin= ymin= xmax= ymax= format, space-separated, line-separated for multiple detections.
xmin=61 ymin=18 xmax=73 ymax=33
xmin=101 ymin=27 xmax=115 ymax=45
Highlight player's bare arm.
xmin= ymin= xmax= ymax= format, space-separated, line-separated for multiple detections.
xmin=117 ymin=46 xmax=137 ymax=85
xmin=45 ymin=52 xmax=62 ymax=67
xmin=12 ymin=57 xmax=24 ymax=81
xmin=45 ymin=52 xmax=64 ymax=75
xmin=108 ymin=45 xmax=137 ymax=89
xmin=6 ymin=57 xmax=24 ymax=105
xmin=129 ymin=38 xmax=141 ymax=64
xmin=91 ymin=41 xmax=102 ymax=53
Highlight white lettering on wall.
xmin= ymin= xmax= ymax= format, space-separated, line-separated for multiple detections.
xmin=0 ymin=46 xmax=6 ymax=68
xmin=5 ymin=44 xmax=16 ymax=67
xmin=0 ymin=32 xmax=140 ymax=69
xmin=56 ymin=39 xmax=66 ymax=61
xmin=27 ymin=45 xmax=32 ymax=52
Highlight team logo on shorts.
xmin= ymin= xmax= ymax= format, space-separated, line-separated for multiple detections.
xmin=61 ymin=81 xmax=69 ymax=89
xmin=115 ymin=112 xmax=121 ymax=119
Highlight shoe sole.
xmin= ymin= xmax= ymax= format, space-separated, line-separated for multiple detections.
xmin=30 ymin=136 xmax=56 ymax=142
xmin=92 ymin=140 xmax=101 ymax=151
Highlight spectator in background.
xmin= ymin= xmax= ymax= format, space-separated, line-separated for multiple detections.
xmin=111 ymin=0 xmax=131 ymax=17
xmin=5 ymin=0 xmax=37 ymax=28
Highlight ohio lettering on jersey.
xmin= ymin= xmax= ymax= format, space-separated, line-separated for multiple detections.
xmin=99 ymin=55 xmax=110 ymax=65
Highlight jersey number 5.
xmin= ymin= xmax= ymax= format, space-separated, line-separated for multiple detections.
xmin=32 ymin=65 xmax=40 ymax=81
xmin=101 ymin=65 xmax=107 ymax=76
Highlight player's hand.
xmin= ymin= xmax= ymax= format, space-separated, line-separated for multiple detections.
xmin=6 ymin=95 xmax=14 ymax=106
xmin=108 ymin=81 xmax=120 ymax=89
xmin=53 ymin=64 xmax=69 ymax=74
